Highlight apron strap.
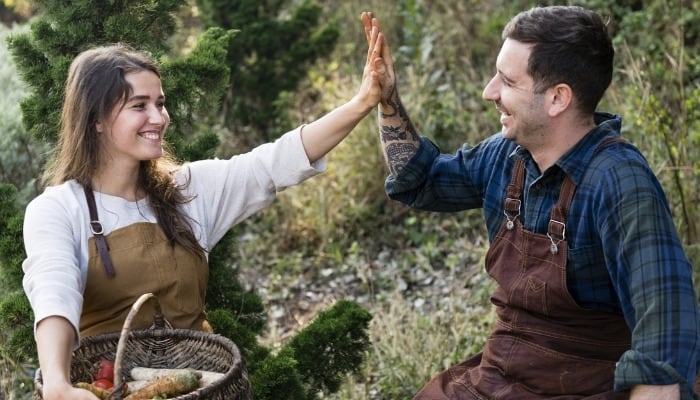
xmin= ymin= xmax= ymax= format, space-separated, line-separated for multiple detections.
xmin=547 ymin=136 xmax=629 ymax=253
xmin=547 ymin=175 xmax=574 ymax=254
xmin=503 ymin=158 xmax=526 ymax=229
xmin=83 ymin=185 xmax=116 ymax=278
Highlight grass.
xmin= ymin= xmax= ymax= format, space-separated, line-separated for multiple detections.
xmin=329 ymin=285 xmax=495 ymax=400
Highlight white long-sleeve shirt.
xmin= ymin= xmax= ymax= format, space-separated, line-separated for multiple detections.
xmin=22 ymin=127 xmax=325 ymax=340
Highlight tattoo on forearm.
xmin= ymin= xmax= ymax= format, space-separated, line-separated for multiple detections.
xmin=381 ymin=100 xmax=420 ymax=142
xmin=380 ymin=85 xmax=399 ymax=118
xmin=398 ymin=105 xmax=421 ymax=142
xmin=406 ymin=120 xmax=420 ymax=142
xmin=385 ymin=142 xmax=418 ymax=176
xmin=381 ymin=125 xmax=406 ymax=143
xmin=378 ymin=85 xmax=420 ymax=176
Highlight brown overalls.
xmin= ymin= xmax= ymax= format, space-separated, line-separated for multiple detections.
xmin=414 ymin=158 xmax=633 ymax=399
xmin=80 ymin=188 xmax=210 ymax=337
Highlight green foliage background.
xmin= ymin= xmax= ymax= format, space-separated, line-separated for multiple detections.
xmin=1 ymin=0 xmax=698 ymax=399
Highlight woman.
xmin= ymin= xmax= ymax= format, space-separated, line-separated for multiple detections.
xmin=22 ymin=24 xmax=384 ymax=400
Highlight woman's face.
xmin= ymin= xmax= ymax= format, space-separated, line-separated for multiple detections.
xmin=95 ymin=70 xmax=170 ymax=170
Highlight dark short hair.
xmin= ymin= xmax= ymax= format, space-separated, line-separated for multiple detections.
xmin=503 ymin=6 xmax=614 ymax=115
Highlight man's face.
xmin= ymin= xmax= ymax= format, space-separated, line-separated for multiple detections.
xmin=482 ymin=39 xmax=548 ymax=149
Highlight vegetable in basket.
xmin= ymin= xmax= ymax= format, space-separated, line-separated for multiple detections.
xmin=75 ymin=382 xmax=110 ymax=399
xmin=124 ymin=369 xmax=200 ymax=400
xmin=130 ymin=367 xmax=224 ymax=387
xmin=92 ymin=359 xmax=115 ymax=383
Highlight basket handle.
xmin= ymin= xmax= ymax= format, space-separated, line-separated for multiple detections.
xmin=108 ymin=293 xmax=167 ymax=399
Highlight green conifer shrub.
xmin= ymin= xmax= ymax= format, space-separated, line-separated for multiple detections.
xmin=0 ymin=21 xmax=45 ymax=204
xmin=196 ymin=0 xmax=340 ymax=144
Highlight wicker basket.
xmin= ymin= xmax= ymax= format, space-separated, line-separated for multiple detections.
xmin=34 ymin=293 xmax=252 ymax=399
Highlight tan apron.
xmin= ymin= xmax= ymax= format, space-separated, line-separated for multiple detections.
xmin=80 ymin=188 xmax=209 ymax=338
xmin=414 ymin=158 xmax=632 ymax=399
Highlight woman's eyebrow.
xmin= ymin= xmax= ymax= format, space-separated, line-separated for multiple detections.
xmin=127 ymin=94 xmax=165 ymax=102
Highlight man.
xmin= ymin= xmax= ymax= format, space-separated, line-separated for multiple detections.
xmin=362 ymin=6 xmax=699 ymax=399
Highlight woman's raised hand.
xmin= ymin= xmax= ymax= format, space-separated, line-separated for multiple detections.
xmin=360 ymin=12 xmax=397 ymax=107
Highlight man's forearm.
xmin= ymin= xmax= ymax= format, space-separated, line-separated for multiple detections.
xmin=378 ymin=87 xmax=421 ymax=176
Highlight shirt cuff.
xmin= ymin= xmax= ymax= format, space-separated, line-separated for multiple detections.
xmin=615 ymin=349 xmax=695 ymax=398
xmin=296 ymin=124 xmax=327 ymax=172
xmin=385 ymin=137 xmax=440 ymax=200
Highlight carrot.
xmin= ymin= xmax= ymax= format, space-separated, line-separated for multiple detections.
xmin=130 ymin=366 xmax=224 ymax=387
xmin=123 ymin=368 xmax=200 ymax=399
xmin=75 ymin=381 xmax=110 ymax=399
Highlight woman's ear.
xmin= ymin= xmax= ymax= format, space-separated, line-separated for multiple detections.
xmin=95 ymin=120 xmax=104 ymax=133
xmin=546 ymin=83 xmax=573 ymax=117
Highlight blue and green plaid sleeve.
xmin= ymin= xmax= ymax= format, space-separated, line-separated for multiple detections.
xmin=593 ymin=154 xmax=700 ymax=398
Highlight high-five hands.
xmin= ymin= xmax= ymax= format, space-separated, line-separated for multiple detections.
xmin=360 ymin=12 xmax=397 ymax=109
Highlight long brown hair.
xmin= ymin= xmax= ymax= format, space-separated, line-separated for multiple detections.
xmin=44 ymin=43 xmax=204 ymax=256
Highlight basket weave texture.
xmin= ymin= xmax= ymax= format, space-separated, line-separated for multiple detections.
xmin=34 ymin=293 xmax=252 ymax=399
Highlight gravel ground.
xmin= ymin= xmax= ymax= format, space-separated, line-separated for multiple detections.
xmin=241 ymin=238 xmax=490 ymax=348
